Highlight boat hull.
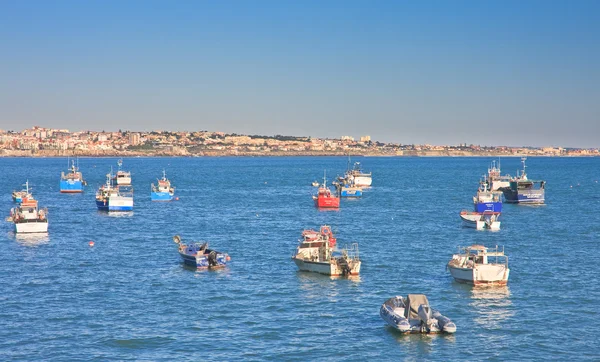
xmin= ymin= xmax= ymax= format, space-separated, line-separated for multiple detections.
xmin=292 ymin=258 xmax=360 ymax=276
xmin=313 ymin=196 xmax=340 ymax=208
xmin=474 ymin=201 xmax=502 ymax=213
xmin=352 ymin=176 xmax=372 ymax=187
xmin=60 ymin=180 xmax=84 ymax=193
xmin=96 ymin=197 xmax=134 ymax=211
xmin=448 ymin=265 xmax=509 ymax=285
xmin=460 ymin=213 xmax=501 ymax=230
xmin=340 ymin=187 xmax=362 ymax=197
xmin=151 ymin=191 xmax=174 ymax=202
xmin=15 ymin=221 xmax=49 ymax=233
xmin=502 ymin=189 xmax=545 ymax=204
xmin=179 ymin=252 xmax=228 ymax=269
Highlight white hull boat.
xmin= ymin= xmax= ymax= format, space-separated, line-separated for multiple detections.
xmin=291 ymin=226 xmax=361 ymax=276
xmin=460 ymin=211 xmax=500 ymax=230
xmin=380 ymin=295 xmax=456 ymax=334
xmin=447 ymin=245 xmax=510 ymax=285
xmin=10 ymin=199 xmax=49 ymax=234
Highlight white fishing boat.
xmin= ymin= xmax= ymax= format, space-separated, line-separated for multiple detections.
xmin=380 ymin=295 xmax=456 ymax=334
xmin=447 ymin=245 xmax=510 ymax=285
xmin=460 ymin=210 xmax=500 ymax=230
xmin=486 ymin=159 xmax=511 ymax=191
xmin=291 ymin=225 xmax=361 ymax=276
xmin=112 ymin=159 xmax=132 ymax=185
xmin=96 ymin=172 xmax=134 ymax=211
xmin=9 ymin=199 xmax=48 ymax=233
xmin=346 ymin=161 xmax=372 ymax=187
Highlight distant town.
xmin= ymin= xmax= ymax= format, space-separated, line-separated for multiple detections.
xmin=0 ymin=126 xmax=597 ymax=157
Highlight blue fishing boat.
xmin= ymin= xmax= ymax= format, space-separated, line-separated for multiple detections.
xmin=173 ymin=235 xmax=230 ymax=269
xmin=12 ymin=180 xmax=33 ymax=203
xmin=500 ymin=158 xmax=545 ymax=204
xmin=151 ymin=170 xmax=175 ymax=201
xmin=95 ymin=172 xmax=134 ymax=211
xmin=60 ymin=159 xmax=86 ymax=193
xmin=334 ymin=179 xmax=363 ymax=197
xmin=473 ymin=181 xmax=502 ymax=213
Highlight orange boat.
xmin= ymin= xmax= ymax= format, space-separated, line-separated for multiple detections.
xmin=312 ymin=172 xmax=340 ymax=208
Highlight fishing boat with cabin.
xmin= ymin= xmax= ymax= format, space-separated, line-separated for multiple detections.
xmin=473 ymin=181 xmax=502 ymax=213
xmin=500 ymin=157 xmax=545 ymax=204
xmin=96 ymin=172 xmax=134 ymax=211
xmin=291 ymin=225 xmax=361 ymax=276
xmin=380 ymin=295 xmax=456 ymax=334
xmin=9 ymin=198 xmax=48 ymax=233
xmin=485 ymin=159 xmax=512 ymax=191
xmin=60 ymin=159 xmax=86 ymax=193
xmin=151 ymin=170 xmax=175 ymax=201
xmin=447 ymin=245 xmax=510 ymax=285
xmin=12 ymin=180 xmax=33 ymax=203
xmin=345 ymin=160 xmax=372 ymax=188
xmin=112 ymin=159 xmax=132 ymax=186
xmin=313 ymin=172 xmax=340 ymax=208
xmin=173 ymin=235 xmax=230 ymax=269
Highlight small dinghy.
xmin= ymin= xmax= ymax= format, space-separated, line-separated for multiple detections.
xmin=380 ymin=294 xmax=456 ymax=334
xmin=173 ymin=235 xmax=230 ymax=269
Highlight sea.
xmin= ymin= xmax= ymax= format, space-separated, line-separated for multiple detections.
xmin=1 ymin=156 xmax=599 ymax=361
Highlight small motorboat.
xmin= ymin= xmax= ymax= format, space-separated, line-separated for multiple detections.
xmin=380 ymin=294 xmax=456 ymax=334
xmin=447 ymin=245 xmax=510 ymax=285
xmin=10 ymin=199 xmax=48 ymax=233
xmin=460 ymin=210 xmax=500 ymax=230
xmin=173 ymin=235 xmax=230 ymax=269
xmin=151 ymin=170 xmax=175 ymax=201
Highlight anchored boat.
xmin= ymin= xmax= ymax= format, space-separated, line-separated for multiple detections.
xmin=291 ymin=225 xmax=361 ymax=276
xmin=173 ymin=235 xmax=230 ymax=269
xmin=380 ymin=295 xmax=456 ymax=334
xmin=500 ymin=157 xmax=545 ymax=204
xmin=112 ymin=159 xmax=132 ymax=186
xmin=9 ymin=199 xmax=48 ymax=233
xmin=151 ymin=170 xmax=175 ymax=201
xmin=313 ymin=172 xmax=340 ymax=208
xmin=96 ymin=172 xmax=134 ymax=211
xmin=485 ymin=159 xmax=512 ymax=191
xmin=460 ymin=210 xmax=500 ymax=230
xmin=60 ymin=159 xmax=86 ymax=193
xmin=447 ymin=245 xmax=510 ymax=285
xmin=473 ymin=181 xmax=502 ymax=213
xmin=12 ymin=180 xmax=33 ymax=203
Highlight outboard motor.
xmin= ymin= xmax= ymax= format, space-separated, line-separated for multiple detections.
xmin=418 ymin=304 xmax=437 ymax=333
xmin=207 ymin=251 xmax=218 ymax=267
xmin=432 ymin=310 xmax=457 ymax=333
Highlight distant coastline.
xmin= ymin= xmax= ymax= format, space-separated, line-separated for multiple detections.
xmin=1 ymin=126 xmax=598 ymax=157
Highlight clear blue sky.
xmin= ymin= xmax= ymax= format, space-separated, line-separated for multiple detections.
xmin=1 ymin=1 xmax=598 ymax=147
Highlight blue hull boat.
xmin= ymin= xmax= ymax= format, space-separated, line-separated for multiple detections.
xmin=151 ymin=191 xmax=174 ymax=202
xmin=60 ymin=179 xmax=84 ymax=193
xmin=151 ymin=170 xmax=175 ymax=202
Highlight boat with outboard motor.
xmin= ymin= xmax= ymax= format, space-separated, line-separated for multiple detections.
xmin=291 ymin=225 xmax=361 ymax=276
xmin=151 ymin=170 xmax=175 ymax=201
xmin=173 ymin=235 xmax=230 ymax=269
xmin=380 ymin=295 xmax=456 ymax=334
xmin=9 ymin=198 xmax=48 ymax=233
xmin=460 ymin=210 xmax=500 ymax=230
xmin=12 ymin=180 xmax=33 ymax=203
xmin=112 ymin=159 xmax=132 ymax=186
xmin=96 ymin=172 xmax=134 ymax=211
xmin=313 ymin=172 xmax=340 ymax=208
xmin=500 ymin=157 xmax=545 ymax=204
xmin=447 ymin=245 xmax=510 ymax=285
xmin=60 ymin=159 xmax=86 ymax=193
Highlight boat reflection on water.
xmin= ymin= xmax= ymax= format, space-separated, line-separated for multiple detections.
xmin=470 ymin=286 xmax=514 ymax=329
xmin=390 ymin=330 xmax=456 ymax=351
xmin=98 ymin=211 xmax=134 ymax=218
xmin=14 ymin=232 xmax=50 ymax=247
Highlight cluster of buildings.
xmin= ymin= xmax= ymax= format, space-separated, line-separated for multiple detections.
xmin=0 ymin=126 xmax=597 ymax=157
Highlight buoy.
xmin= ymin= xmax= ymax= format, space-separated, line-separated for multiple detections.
xmin=175 ymin=197 xmax=179 ymax=201
xmin=89 ymin=241 xmax=95 ymax=247
xmin=226 ymin=256 xmax=231 ymax=261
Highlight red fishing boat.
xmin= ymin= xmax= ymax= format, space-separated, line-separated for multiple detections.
xmin=313 ymin=172 xmax=340 ymax=208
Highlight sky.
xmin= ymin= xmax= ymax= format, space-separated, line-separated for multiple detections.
xmin=0 ymin=1 xmax=599 ymax=148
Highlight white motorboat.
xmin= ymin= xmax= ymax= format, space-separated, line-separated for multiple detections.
xmin=380 ymin=295 xmax=456 ymax=334
xmin=460 ymin=210 xmax=500 ymax=230
xmin=291 ymin=225 xmax=361 ymax=276
xmin=10 ymin=199 xmax=48 ymax=233
xmin=447 ymin=245 xmax=510 ymax=285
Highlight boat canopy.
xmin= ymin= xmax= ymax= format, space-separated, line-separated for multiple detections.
xmin=406 ymin=294 xmax=429 ymax=319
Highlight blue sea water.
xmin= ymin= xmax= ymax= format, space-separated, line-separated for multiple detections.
xmin=1 ymin=156 xmax=599 ymax=361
